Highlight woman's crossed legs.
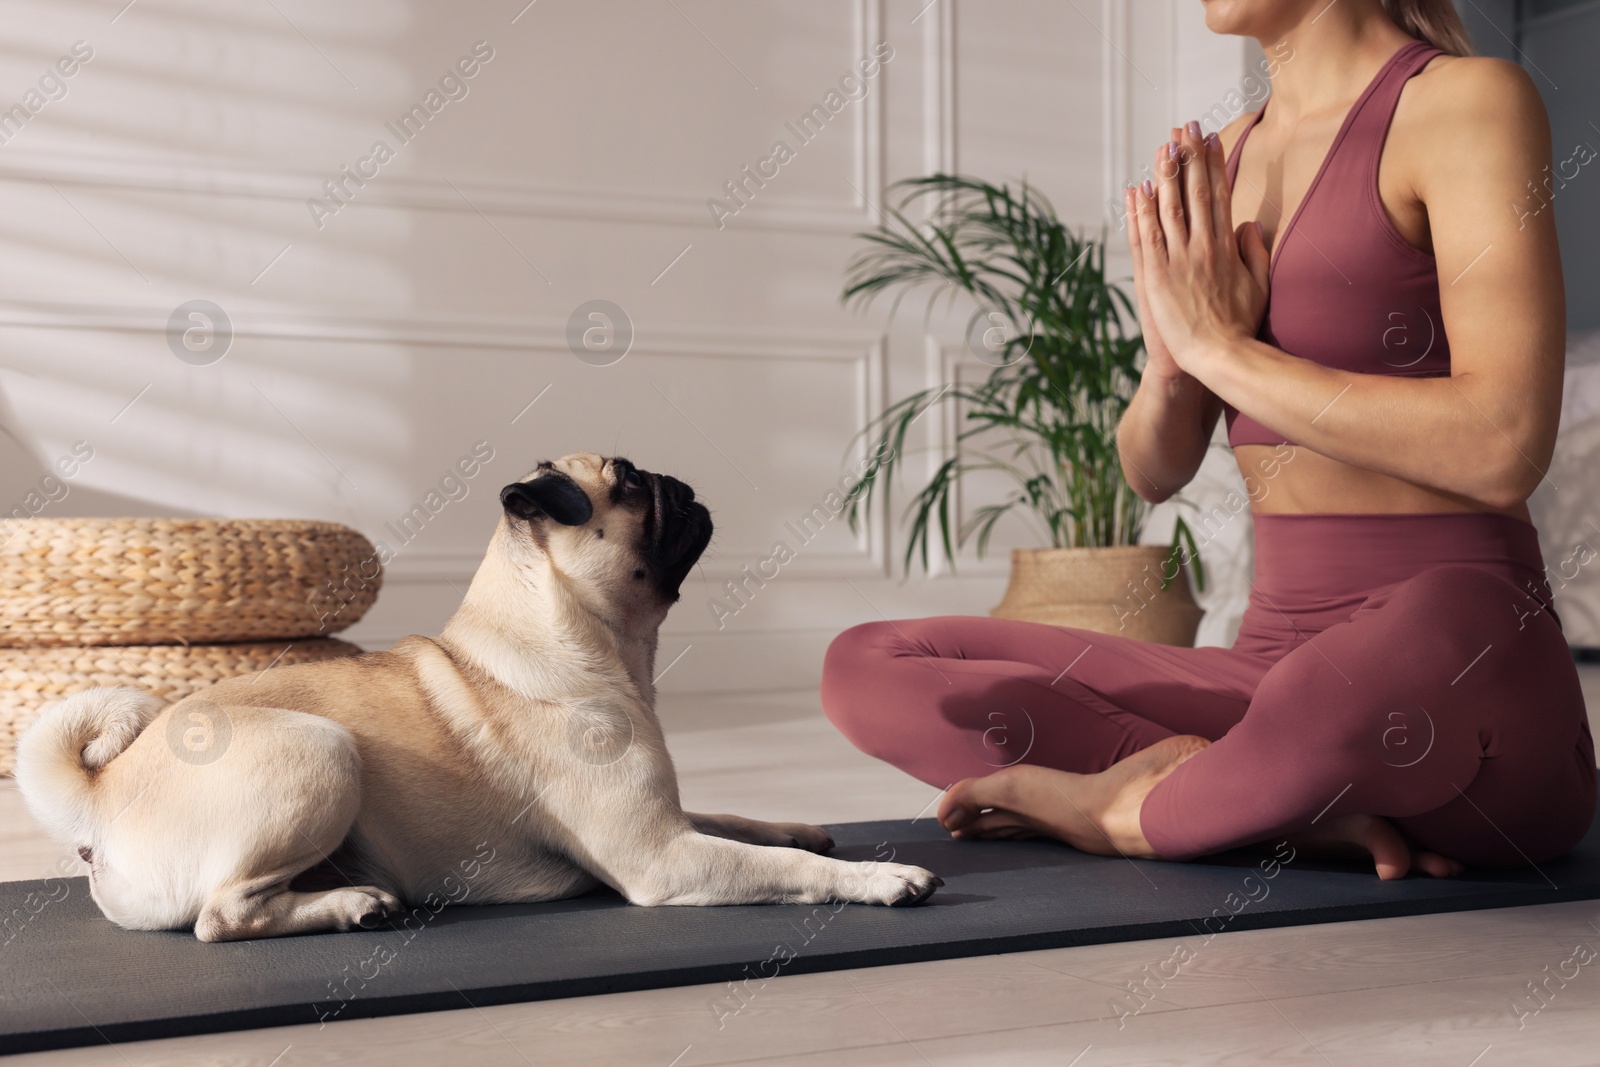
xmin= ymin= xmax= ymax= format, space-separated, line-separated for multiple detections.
xmin=821 ymin=565 xmax=1596 ymax=877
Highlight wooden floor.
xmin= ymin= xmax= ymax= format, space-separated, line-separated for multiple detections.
xmin=6 ymin=674 xmax=1600 ymax=1066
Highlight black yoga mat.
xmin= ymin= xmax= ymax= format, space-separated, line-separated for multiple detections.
xmin=6 ymin=814 xmax=1600 ymax=1054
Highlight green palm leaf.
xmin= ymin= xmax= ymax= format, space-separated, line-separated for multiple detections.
xmin=839 ymin=173 xmax=1206 ymax=591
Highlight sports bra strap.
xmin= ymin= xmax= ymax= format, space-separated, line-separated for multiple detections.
xmin=1224 ymin=109 xmax=1263 ymax=188
xmin=1325 ymin=39 xmax=1442 ymax=185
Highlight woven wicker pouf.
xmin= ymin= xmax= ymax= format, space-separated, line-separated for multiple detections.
xmin=0 ymin=638 xmax=365 ymax=775
xmin=0 ymin=518 xmax=381 ymax=647
xmin=990 ymin=545 xmax=1204 ymax=646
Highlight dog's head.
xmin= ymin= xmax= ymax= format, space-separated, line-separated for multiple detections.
xmin=498 ymin=454 xmax=713 ymax=614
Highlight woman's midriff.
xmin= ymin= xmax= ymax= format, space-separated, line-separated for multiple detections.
xmin=1231 ymin=443 xmax=1535 ymax=526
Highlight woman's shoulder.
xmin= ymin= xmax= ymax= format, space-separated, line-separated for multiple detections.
xmin=1403 ymin=51 xmax=1546 ymax=129
xmin=1390 ymin=49 xmax=1550 ymax=192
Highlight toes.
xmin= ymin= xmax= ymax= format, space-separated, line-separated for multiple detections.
xmin=938 ymin=770 xmax=1019 ymax=832
xmin=950 ymin=810 xmax=1035 ymax=841
xmin=1287 ymin=815 xmax=1471 ymax=881
xmin=888 ymin=886 xmax=932 ymax=906
xmin=1349 ymin=815 xmax=1413 ymax=881
xmin=1415 ymin=851 xmax=1465 ymax=878
xmin=989 ymin=826 xmax=1039 ymax=840
xmin=936 ymin=779 xmax=980 ymax=831
xmin=887 ymin=867 xmax=942 ymax=907
xmin=352 ymin=887 xmax=400 ymax=930
xmin=861 ymin=863 xmax=942 ymax=906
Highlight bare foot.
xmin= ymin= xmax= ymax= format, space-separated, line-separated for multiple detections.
xmin=1273 ymin=813 xmax=1465 ymax=881
xmin=935 ymin=735 xmax=1213 ymax=859
xmin=936 ymin=736 xmax=1467 ymax=881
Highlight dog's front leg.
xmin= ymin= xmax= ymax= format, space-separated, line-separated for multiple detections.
xmin=686 ymin=812 xmax=834 ymax=854
xmin=625 ymin=829 xmax=938 ymax=907
xmin=559 ymin=801 xmax=939 ymax=907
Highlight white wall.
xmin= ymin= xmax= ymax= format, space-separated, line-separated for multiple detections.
xmin=21 ymin=2 xmax=1584 ymax=704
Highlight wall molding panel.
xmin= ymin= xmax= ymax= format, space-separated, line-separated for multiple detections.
xmin=0 ymin=0 xmax=1278 ymax=691
xmin=0 ymin=0 xmax=889 ymax=237
xmin=920 ymin=0 xmax=956 ymax=177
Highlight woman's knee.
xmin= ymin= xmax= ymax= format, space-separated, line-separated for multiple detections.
xmin=822 ymin=621 xmax=900 ymax=687
xmin=819 ymin=620 xmax=905 ymax=747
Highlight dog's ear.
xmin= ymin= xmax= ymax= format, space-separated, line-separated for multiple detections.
xmin=500 ymin=473 xmax=594 ymax=526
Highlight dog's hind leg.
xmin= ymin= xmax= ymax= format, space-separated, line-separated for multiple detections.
xmin=187 ymin=709 xmax=405 ymax=941
xmin=196 ymin=873 xmax=401 ymax=942
xmin=100 ymin=703 xmax=401 ymax=940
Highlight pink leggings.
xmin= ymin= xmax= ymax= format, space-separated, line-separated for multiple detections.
xmin=821 ymin=512 xmax=1597 ymax=865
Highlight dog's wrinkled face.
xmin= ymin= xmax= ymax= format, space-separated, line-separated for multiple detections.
xmin=499 ymin=453 xmax=713 ymax=611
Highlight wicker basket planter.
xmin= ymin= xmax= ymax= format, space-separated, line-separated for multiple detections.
xmin=0 ymin=637 xmax=364 ymax=775
xmin=0 ymin=518 xmax=381 ymax=647
xmin=990 ymin=545 xmax=1204 ymax=646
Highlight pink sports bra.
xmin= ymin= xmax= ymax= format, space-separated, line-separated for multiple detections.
xmin=1222 ymin=38 xmax=1450 ymax=449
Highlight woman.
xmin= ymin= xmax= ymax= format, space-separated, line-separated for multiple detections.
xmin=820 ymin=0 xmax=1596 ymax=879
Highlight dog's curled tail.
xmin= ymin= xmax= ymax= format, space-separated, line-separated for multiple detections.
xmin=14 ymin=686 xmax=165 ymax=844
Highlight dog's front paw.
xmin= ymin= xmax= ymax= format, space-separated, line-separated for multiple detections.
xmin=778 ymin=822 xmax=835 ymax=854
xmin=855 ymin=862 xmax=942 ymax=907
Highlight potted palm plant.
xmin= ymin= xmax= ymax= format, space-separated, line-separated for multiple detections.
xmin=841 ymin=174 xmax=1205 ymax=645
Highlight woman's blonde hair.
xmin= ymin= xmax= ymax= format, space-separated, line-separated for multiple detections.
xmin=1382 ymin=0 xmax=1476 ymax=56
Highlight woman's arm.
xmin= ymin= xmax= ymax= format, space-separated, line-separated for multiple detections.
xmin=1115 ymin=133 xmax=1231 ymax=505
xmin=1175 ymin=60 xmax=1566 ymax=511
xmin=1117 ymin=364 xmax=1223 ymax=504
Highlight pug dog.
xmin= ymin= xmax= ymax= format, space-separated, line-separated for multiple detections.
xmin=16 ymin=453 xmax=941 ymax=941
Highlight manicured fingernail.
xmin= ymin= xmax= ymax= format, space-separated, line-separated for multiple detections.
xmin=1186 ymin=120 xmax=1202 ymax=139
xmin=1206 ymin=131 xmax=1220 ymax=150
xmin=1141 ymin=179 xmax=1154 ymax=199
xmin=1255 ymin=220 xmax=1265 ymax=241
xmin=943 ymin=809 xmax=968 ymax=830
xmin=1167 ymin=140 xmax=1180 ymax=161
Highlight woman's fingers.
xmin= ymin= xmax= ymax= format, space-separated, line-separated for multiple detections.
xmin=1154 ymin=135 xmax=1187 ymax=255
xmin=1125 ymin=185 xmax=1142 ymax=270
xmin=1126 ymin=186 xmax=1156 ymax=325
xmin=1136 ymin=174 xmax=1166 ymax=265
xmin=1202 ymin=126 xmax=1234 ymax=247
xmin=1178 ymin=120 xmax=1215 ymax=256
xmin=1136 ymin=128 xmax=1182 ymax=262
